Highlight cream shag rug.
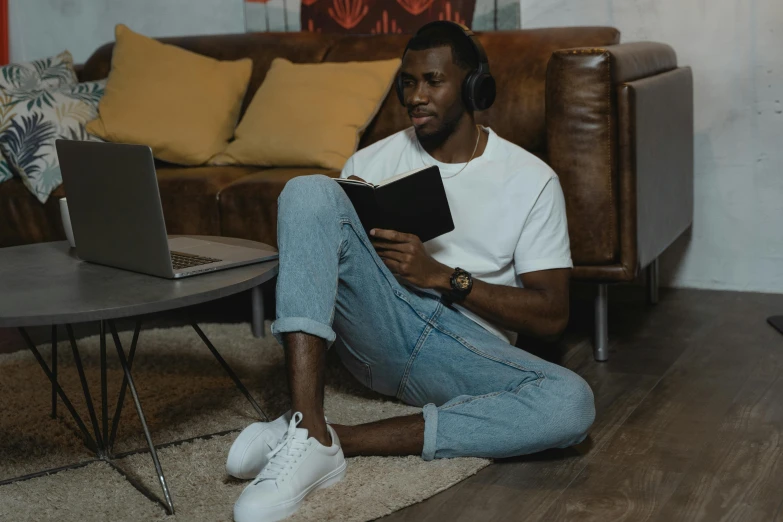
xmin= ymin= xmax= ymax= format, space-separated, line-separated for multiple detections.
xmin=0 ymin=322 xmax=490 ymax=521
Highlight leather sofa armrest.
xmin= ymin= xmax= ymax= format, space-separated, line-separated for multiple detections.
xmin=604 ymin=42 xmax=677 ymax=83
xmin=546 ymin=42 xmax=691 ymax=279
xmin=617 ymin=67 xmax=694 ymax=273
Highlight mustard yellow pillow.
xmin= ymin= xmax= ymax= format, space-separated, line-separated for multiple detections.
xmin=86 ymin=24 xmax=252 ymax=165
xmin=211 ymin=58 xmax=401 ymax=170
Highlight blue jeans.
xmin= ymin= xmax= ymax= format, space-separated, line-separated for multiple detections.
xmin=271 ymin=175 xmax=595 ymax=460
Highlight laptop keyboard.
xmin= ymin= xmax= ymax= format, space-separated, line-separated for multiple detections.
xmin=171 ymin=251 xmax=222 ymax=271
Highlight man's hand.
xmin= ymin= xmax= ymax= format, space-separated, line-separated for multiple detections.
xmin=370 ymin=228 xmax=450 ymax=289
xmin=347 ymin=175 xmax=367 ymax=183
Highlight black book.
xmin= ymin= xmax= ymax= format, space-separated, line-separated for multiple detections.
xmin=334 ymin=165 xmax=454 ymax=243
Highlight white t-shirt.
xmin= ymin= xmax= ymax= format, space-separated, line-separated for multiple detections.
xmin=340 ymin=126 xmax=572 ymax=344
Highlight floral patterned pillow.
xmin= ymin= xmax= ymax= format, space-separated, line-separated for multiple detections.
xmin=0 ymin=51 xmax=79 ymax=185
xmin=0 ymin=51 xmax=78 ymax=93
xmin=0 ymin=80 xmax=106 ymax=203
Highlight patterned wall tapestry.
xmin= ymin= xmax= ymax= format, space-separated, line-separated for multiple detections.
xmin=244 ymin=0 xmax=520 ymax=34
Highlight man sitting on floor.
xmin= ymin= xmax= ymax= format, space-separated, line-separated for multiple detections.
xmin=228 ymin=21 xmax=596 ymax=522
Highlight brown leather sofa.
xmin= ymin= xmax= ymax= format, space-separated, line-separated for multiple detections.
xmin=0 ymin=28 xmax=693 ymax=361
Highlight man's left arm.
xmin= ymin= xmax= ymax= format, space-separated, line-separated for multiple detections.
xmin=430 ymin=266 xmax=571 ymax=340
xmin=370 ymin=228 xmax=569 ymax=340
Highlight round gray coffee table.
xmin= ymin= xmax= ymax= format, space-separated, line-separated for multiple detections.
xmin=0 ymin=236 xmax=278 ymax=515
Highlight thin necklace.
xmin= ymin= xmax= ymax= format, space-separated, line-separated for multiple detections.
xmin=418 ymin=124 xmax=482 ymax=180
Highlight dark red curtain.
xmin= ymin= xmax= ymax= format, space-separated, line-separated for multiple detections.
xmin=0 ymin=0 xmax=8 ymax=65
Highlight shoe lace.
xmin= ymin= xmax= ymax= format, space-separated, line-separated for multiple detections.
xmin=255 ymin=412 xmax=308 ymax=484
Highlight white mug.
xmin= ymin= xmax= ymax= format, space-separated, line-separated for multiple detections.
xmin=59 ymin=197 xmax=75 ymax=249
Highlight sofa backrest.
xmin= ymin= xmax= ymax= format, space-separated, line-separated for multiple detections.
xmin=80 ymin=28 xmax=624 ymax=266
xmin=80 ymin=27 xmax=619 ymax=159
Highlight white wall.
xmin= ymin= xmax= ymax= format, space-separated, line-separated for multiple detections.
xmin=521 ymin=0 xmax=783 ymax=292
xmin=9 ymin=0 xmax=246 ymax=63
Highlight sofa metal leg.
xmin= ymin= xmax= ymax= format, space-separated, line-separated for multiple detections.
xmin=647 ymin=258 xmax=659 ymax=305
xmin=594 ymin=284 xmax=609 ymax=362
xmin=251 ymin=285 xmax=265 ymax=338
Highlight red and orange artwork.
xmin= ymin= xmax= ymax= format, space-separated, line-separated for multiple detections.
xmin=395 ymin=0 xmax=434 ymax=17
xmin=246 ymin=0 xmax=508 ymax=34
xmin=306 ymin=19 xmax=323 ymax=32
xmin=437 ymin=1 xmax=465 ymax=24
xmin=302 ymin=0 xmax=477 ymax=33
xmin=370 ymin=10 xmax=403 ymax=34
xmin=328 ymin=0 xmax=370 ymax=29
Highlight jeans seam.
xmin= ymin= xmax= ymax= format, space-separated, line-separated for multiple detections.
xmin=395 ymin=302 xmax=445 ymax=400
xmin=513 ymin=374 xmax=545 ymax=393
xmin=432 ymin=321 xmax=543 ymax=377
xmin=395 ymin=323 xmax=433 ymax=400
xmin=339 ymin=218 xmax=409 ymax=300
xmin=440 ymin=390 xmax=506 ymax=411
xmin=329 ymin=237 xmax=347 ymax=326
xmin=439 ymin=376 xmax=545 ymax=412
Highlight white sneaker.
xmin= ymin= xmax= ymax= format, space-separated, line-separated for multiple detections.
xmin=233 ymin=412 xmax=346 ymax=522
xmin=227 ymin=411 xmax=292 ymax=479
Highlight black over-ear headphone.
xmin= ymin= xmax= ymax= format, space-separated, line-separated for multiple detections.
xmin=395 ymin=21 xmax=496 ymax=112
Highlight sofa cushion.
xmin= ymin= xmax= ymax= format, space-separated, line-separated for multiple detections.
xmin=0 ymin=80 xmax=106 ymax=203
xmin=0 ymin=50 xmax=80 ymax=184
xmin=155 ymin=165 xmax=260 ymax=236
xmin=0 ymin=178 xmax=66 ymax=247
xmin=0 ymin=166 xmax=258 ymax=247
xmin=0 ymin=50 xmax=78 ymax=92
xmin=213 ymin=57 xmax=401 ymax=171
xmin=80 ymin=32 xmax=341 ymax=121
xmin=86 ymin=24 xmax=252 ymax=165
xmin=219 ymin=168 xmax=339 ymax=246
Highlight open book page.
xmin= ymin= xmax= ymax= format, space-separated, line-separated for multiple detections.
xmin=335 ymin=178 xmax=375 ymax=187
xmin=376 ymin=165 xmax=432 ymax=187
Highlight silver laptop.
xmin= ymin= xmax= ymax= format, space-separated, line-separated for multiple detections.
xmin=56 ymin=139 xmax=278 ymax=279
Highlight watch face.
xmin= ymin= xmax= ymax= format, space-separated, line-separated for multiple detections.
xmin=455 ymin=273 xmax=471 ymax=290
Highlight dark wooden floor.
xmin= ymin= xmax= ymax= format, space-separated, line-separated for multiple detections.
xmin=2 ymin=286 xmax=783 ymax=521
xmin=380 ymin=286 xmax=783 ymax=522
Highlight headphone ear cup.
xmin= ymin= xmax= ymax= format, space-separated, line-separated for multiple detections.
xmin=395 ymin=73 xmax=405 ymax=106
xmin=473 ymin=74 xmax=496 ymax=111
xmin=461 ymin=71 xmax=480 ymax=112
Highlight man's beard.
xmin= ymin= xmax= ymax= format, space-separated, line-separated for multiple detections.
xmin=414 ymin=110 xmax=461 ymax=151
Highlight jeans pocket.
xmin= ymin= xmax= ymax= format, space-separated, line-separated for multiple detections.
xmin=335 ymin=341 xmax=373 ymax=390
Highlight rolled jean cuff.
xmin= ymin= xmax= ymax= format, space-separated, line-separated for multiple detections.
xmin=421 ymin=403 xmax=439 ymax=461
xmin=271 ymin=317 xmax=337 ymax=346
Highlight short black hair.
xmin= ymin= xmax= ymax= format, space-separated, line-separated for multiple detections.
xmin=405 ymin=24 xmax=479 ymax=72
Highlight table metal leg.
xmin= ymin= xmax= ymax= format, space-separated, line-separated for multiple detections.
xmin=17 ymin=328 xmax=99 ymax=453
xmin=51 ymin=325 xmax=57 ymax=419
xmin=251 ymin=285 xmax=265 ymax=338
xmin=191 ymin=323 xmax=268 ymax=421
xmin=0 ymin=459 xmax=98 ymax=487
xmin=10 ymin=317 xmax=267 ymax=516
xmin=108 ymin=321 xmax=175 ymax=515
xmin=108 ymin=320 xmax=141 ymax=452
xmin=100 ymin=321 xmax=109 ymax=451
xmin=64 ymin=324 xmax=105 ymax=456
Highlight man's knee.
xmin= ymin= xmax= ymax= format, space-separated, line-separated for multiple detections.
xmin=551 ymin=370 xmax=595 ymax=446
xmin=279 ymin=174 xmax=338 ymax=209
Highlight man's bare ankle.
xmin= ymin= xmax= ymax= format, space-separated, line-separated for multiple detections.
xmin=297 ymin=413 xmax=331 ymax=446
